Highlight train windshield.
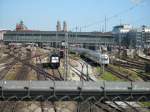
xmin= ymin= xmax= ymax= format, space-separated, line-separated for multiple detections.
xmin=51 ymin=57 xmax=59 ymax=63
xmin=101 ymin=55 xmax=108 ymax=60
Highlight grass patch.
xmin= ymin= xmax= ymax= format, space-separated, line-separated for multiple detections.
xmin=96 ymin=67 xmax=121 ymax=81
xmin=140 ymin=102 xmax=150 ymax=107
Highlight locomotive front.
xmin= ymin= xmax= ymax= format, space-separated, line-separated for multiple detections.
xmin=101 ymin=54 xmax=109 ymax=65
xmin=49 ymin=53 xmax=60 ymax=69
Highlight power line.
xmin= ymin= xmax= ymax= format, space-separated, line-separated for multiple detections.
xmin=71 ymin=0 xmax=146 ymax=31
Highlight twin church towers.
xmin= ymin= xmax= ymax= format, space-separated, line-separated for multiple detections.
xmin=56 ymin=21 xmax=67 ymax=32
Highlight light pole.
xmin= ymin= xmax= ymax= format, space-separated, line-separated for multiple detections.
xmin=79 ymin=59 xmax=89 ymax=81
xmin=64 ymin=33 xmax=69 ymax=81
xmin=86 ymin=64 xmax=89 ymax=81
xmin=99 ymin=46 xmax=104 ymax=75
xmin=118 ymin=32 xmax=122 ymax=71
xmin=80 ymin=62 xmax=84 ymax=81
xmin=76 ymin=26 xmax=78 ymax=46
xmin=56 ymin=31 xmax=58 ymax=50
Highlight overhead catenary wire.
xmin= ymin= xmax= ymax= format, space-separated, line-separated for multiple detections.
xmin=71 ymin=0 xmax=146 ymax=31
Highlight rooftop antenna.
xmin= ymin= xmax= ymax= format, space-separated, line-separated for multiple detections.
xmin=105 ymin=16 xmax=107 ymax=32
xmin=76 ymin=26 xmax=78 ymax=44
xmin=100 ymin=25 xmax=102 ymax=32
xmin=102 ymin=25 xmax=104 ymax=33
xmin=80 ymin=27 xmax=81 ymax=32
xmin=120 ymin=18 xmax=122 ymax=25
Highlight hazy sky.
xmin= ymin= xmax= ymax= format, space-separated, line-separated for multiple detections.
xmin=0 ymin=0 xmax=149 ymax=31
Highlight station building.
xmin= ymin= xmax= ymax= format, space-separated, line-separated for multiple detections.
xmin=3 ymin=20 xmax=114 ymax=50
xmin=113 ymin=24 xmax=150 ymax=48
xmin=0 ymin=30 xmax=8 ymax=41
xmin=128 ymin=26 xmax=150 ymax=48
xmin=112 ymin=24 xmax=132 ymax=46
xmin=3 ymin=31 xmax=114 ymax=50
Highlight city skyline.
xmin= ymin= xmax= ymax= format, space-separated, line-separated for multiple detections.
xmin=0 ymin=0 xmax=150 ymax=31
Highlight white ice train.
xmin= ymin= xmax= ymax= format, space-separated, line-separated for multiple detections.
xmin=71 ymin=47 xmax=109 ymax=65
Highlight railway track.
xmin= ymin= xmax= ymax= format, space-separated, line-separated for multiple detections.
xmin=0 ymin=47 xmax=145 ymax=112
xmin=105 ymin=65 xmax=144 ymax=112
xmin=0 ymin=54 xmax=12 ymax=64
xmin=113 ymin=58 xmax=145 ymax=70
xmin=10 ymin=47 xmax=51 ymax=112
xmin=34 ymin=52 xmax=48 ymax=112
xmin=15 ymin=50 xmax=31 ymax=80
xmin=69 ymin=58 xmax=130 ymax=112
xmin=0 ymin=47 xmax=61 ymax=112
xmin=0 ymin=48 xmax=28 ymax=111
xmin=112 ymin=63 xmax=150 ymax=81
xmin=113 ymin=61 xmax=144 ymax=70
xmin=0 ymin=48 xmax=19 ymax=111
xmin=69 ymin=56 xmax=96 ymax=81
xmin=15 ymin=63 xmax=30 ymax=80
xmin=0 ymin=102 xmax=17 ymax=112
xmin=114 ymin=58 xmax=150 ymax=81
xmin=5 ymin=51 xmax=61 ymax=80
xmin=95 ymin=102 xmax=123 ymax=112
xmin=70 ymin=56 xmax=143 ymax=112
xmin=100 ymin=66 xmax=142 ymax=112
xmin=137 ymin=73 xmax=150 ymax=81
xmin=52 ymin=69 xmax=64 ymax=80
xmin=74 ymin=55 xmax=134 ymax=81
xmin=112 ymin=101 xmax=127 ymax=112
xmin=122 ymin=57 xmax=145 ymax=65
xmin=12 ymin=47 xmax=62 ymax=111
xmin=35 ymin=55 xmax=59 ymax=112
xmin=129 ymin=69 xmax=150 ymax=81
xmin=0 ymin=60 xmax=18 ymax=80
xmin=69 ymin=63 xmax=94 ymax=81
xmin=137 ymin=54 xmax=150 ymax=63
xmin=123 ymin=101 xmax=140 ymax=112
xmin=105 ymin=66 xmax=133 ymax=81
